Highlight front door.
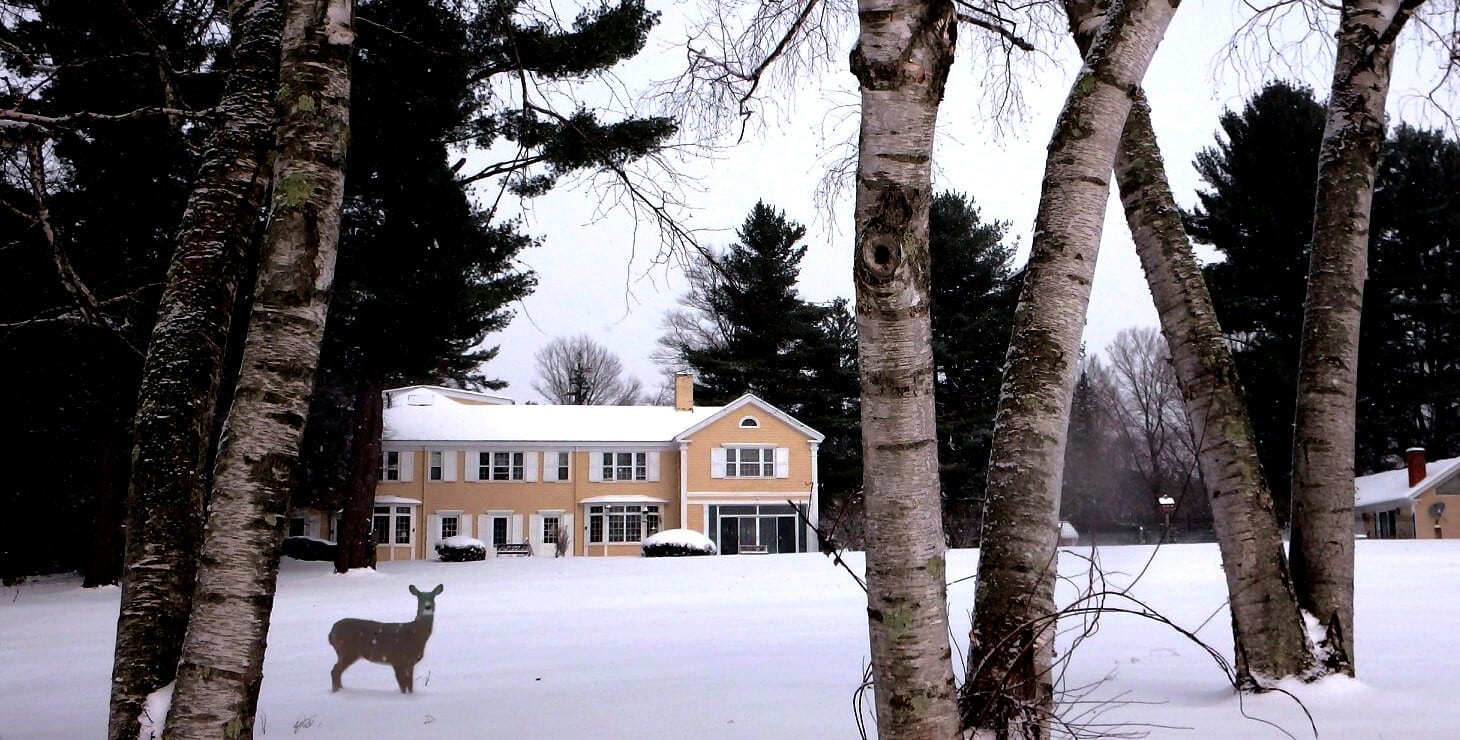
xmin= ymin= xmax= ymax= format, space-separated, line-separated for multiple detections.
xmin=719 ymin=516 xmax=740 ymax=555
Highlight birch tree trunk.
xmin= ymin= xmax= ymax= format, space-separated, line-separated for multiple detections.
xmin=163 ymin=0 xmax=353 ymax=735
xmin=1291 ymin=0 xmax=1422 ymax=676
xmin=1111 ymin=94 xmax=1314 ymax=683
xmin=1057 ymin=0 xmax=1315 ymax=685
xmin=107 ymin=2 xmax=281 ymax=737
xmin=962 ymin=0 xmax=1177 ymax=734
xmin=848 ymin=0 xmax=961 ymax=735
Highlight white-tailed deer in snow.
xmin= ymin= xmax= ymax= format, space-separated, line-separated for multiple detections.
xmin=330 ymin=583 xmax=443 ymax=693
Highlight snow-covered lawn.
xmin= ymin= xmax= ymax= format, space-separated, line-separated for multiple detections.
xmin=4 ymin=541 xmax=1459 ymax=738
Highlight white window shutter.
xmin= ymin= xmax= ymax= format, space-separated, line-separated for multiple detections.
xmin=443 ymin=450 xmax=457 ymax=481
xmin=459 ymin=512 xmax=473 ymax=539
xmin=465 ymin=451 xmax=480 ymax=481
xmin=524 ymin=452 xmax=538 ymax=482
xmin=476 ymin=515 xmax=490 ymax=544
xmin=588 ymin=456 xmax=603 ymax=482
xmin=400 ymin=451 xmax=414 ymax=482
xmin=426 ymin=514 xmax=440 ymax=556
xmin=647 ymin=452 xmax=661 ymax=482
xmin=775 ymin=447 xmax=789 ymax=478
xmin=543 ymin=454 xmax=559 ymax=482
xmin=511 ymin=514 xmax=525 ymax=543
xmin=711 ymin=448 xmax=726 ymax=479
xmin=529 ymin=514 xmax=543 ymax=555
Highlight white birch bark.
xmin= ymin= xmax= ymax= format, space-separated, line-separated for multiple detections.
xmin=162 ymin=0 xmax=354 ymax=736
xmin=963 ymin=0 xmax=1177 ymax=735
xmin=1291 ymin=0 xmax=1423 ymax=675
xmin=849 ymin=0 xmax=961 ymax=736
xmin=108 ymin=1 xmax=281 ymax=737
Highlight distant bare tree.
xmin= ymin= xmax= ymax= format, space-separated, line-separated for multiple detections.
xmin=533 ymin=335 xmax=646 ymax=405
xmin=1101 ymin=329 xmax=1193 ymax=499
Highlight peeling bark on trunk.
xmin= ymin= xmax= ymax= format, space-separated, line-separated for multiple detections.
xmin=1112 ymin=94 xmax=1313 ymax=684
xmin=162 ymin=0 xmax=353 ymax=735
xmin=107 ymin=1 xmax=281 ymax=737
xmin=963 ymin=0 xmax=1178 ymax=735
xmin=335 ymin=376 xmax=383 ymax=573
xmin=848 ymin=0 xmax=961 ymax=736
xmin=1291 ymin=0 xmax=1421 ymax=676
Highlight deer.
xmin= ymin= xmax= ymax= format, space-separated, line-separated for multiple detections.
xmin=329 ymin=583 xmax=443 ymax=693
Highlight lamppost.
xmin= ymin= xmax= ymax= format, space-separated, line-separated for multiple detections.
xmin=1157 ymin=495 xmax=1176 ymax=544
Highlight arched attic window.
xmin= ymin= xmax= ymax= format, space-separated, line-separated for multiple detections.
xmin=739 ymin=416 xmax=759 ymax=428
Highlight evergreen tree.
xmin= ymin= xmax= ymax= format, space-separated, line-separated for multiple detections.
xmin=1186 ymin=81 xmax=1326 ymax=512
xmin=658 ymin=201 xmax=861 ymax=506
xmin=1189 ymin=83 xmax=1460 ymax=495
xmin=926 ymin=192 xmax=1019 ymax=546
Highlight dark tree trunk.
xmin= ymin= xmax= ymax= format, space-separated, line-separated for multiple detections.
xmin=336 ymin=375 xmax=384 ymax=572
xmin=82 ymin=431 xmax=125 ymax=588
xmin=107 ymin=1 xmax=282 ymax=737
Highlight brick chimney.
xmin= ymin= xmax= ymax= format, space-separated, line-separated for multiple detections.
xmin=674 ymin=372 xmax=695 ymax=411
xmin=1406 ymin=447 xmax=1427 ymax=487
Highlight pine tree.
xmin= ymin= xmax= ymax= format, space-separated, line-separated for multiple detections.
xmin=927 ymin=191 xmax=1019 ymax=546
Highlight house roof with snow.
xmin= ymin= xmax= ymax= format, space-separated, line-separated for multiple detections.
xmin=386 ymin=385 xmax=514 ymax=406
xmin=381 ymin=387 xmax=823 ymax=445
xmin=1354 ymin=455 xmax=1460 ymax=509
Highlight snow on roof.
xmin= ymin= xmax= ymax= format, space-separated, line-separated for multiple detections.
xmin=386 ymin=385 xmax=514 ymax=407
xmin=383 ymin=400 xmax=731 ymax=443
xmin=375 ymin=496 xmax=422 ymax=505
xmin=1354 ymin=456 xmax=1460 ymax=509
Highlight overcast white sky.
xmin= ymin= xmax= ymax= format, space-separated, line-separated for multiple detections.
xmin=468 ymin=0 xmax=1452 ymax=402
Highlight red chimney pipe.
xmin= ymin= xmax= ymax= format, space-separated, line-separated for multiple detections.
xmin=1406 ymin=447 xmax=1427 ymax=487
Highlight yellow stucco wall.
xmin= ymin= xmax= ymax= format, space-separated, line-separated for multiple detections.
xmin=683 ymin=408 xmax=816 ymax=494
xmin=375 ymin=448 xmax=684 ymax=558
xmin=1414 ymin=488 xmax=1460 ymax=539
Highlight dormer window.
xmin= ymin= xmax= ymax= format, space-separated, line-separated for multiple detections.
xmin=739 ymin=416 xmax=759 ymax=428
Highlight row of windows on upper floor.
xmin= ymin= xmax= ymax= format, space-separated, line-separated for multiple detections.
xmin=380 ymin=446 xmax=792 ymax=483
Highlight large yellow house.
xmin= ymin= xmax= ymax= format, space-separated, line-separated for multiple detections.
xmin=365 ymin=375 xmax=824 ymax=559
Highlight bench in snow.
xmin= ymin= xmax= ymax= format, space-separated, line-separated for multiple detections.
xmin=495 ymin=543 xmax=533 ymax=557
xmin=739 ymin=545 xmax=769 ymax=554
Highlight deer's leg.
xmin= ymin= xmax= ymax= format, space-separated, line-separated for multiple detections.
xmin=331 ymin=653 xmax=358 ymax=692
xmin=393 ymin=662 xmax=411 ymax=693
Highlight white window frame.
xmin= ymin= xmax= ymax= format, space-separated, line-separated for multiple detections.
xmin=479 ymin=450 xmax=525 ymax=481
xmin=739 ymin=415 xmax=760 ymax=428
xmin=439 ymin=512 xmax=460 ymax=539
xmin=382 ymin=450 xmax=401 ymax=481
xmin=725 ymin=446 xmax=775 ymax=478
xmin=428 ymin=450 xmax=444 ymax=481
xmin=600 ymin=451 xmax=647 ymax=481
xmin=555 ymin=451 xmax=571 ymax=482
xmin=586 ymin=504 xmax=661 ymax=544
xmin=542 ymin=515 xmax=560 ymax=544
xmin=373 ymin=505 xmax=413 ymax=545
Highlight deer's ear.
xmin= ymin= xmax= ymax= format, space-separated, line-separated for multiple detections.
xmin=409 ymin=585 xmax=421 ymax=596
xmin=431 ymin=584 xmax=443 ymax=595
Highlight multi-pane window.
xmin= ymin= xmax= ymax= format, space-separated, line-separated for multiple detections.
xmin=429 ymin=451 xmax=444 ymax=481
xmin=543 ymin=516 xmax=560 ymax=544
xmin=440 ymin=514 xmax=459 ymax=539
xmin=373 ymin=505 xmax=412 ymax=545
xmin=600 ymin=452 xmax=647 ymax=481
xmin=725 ymin=447 xmax=775 ymax=478
xmin=492 ymin=517 xmax=509 ymax=546
xmin=478 ymin=451 xmax=524 ymax=481
xmin=587 ymin=504 xmax=660 ymax=543
xmin=382 ymin=450 xmax=401 ymax=481
xmin=555 ymin=452 xmax=571 ymax=481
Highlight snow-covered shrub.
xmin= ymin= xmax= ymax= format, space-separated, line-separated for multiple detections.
xmin=642 ymin=528 xmax=717 ymax=557
xmin=435 ymin=535 xmax=487 ymax=562
xmin=282 ymin=536 xmax=337 ymax=561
